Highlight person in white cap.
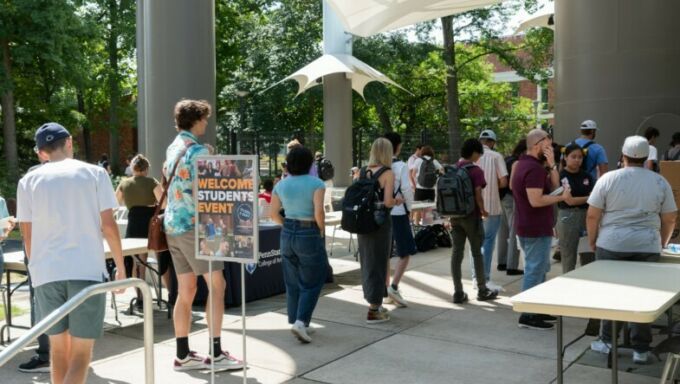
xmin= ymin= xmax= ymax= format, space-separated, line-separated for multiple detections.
xmin=573 ymin=120 xmax=608 ymax=180
xmin=586 ymin=135 xmax=677 ymax=364
xmin=473 ymin=129 xmax=508 ymax=285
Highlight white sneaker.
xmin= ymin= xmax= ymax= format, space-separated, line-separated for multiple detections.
xmin=305 ymin=326 xmax=316 ymax=335
xmin=291 ymin=322 xmax=312 ymax=343
xmin=173 ymin=351 xmax=205 ymax=371
xmin=590 ymin=339 xmax=611 ymax=354
xmin=383 ymin=296 xmax=393 ymax=304
xmin=387 ymin=286 xmax=408 ymax=308
xmin=486 ymin=281 xmax=504 ymax=292
xmin=204 ymin=351 xmax=244 ymax=371
xmin=633 ymin=351 xmax=649 ymax=364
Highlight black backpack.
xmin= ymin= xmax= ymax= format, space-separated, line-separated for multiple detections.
xmin=414 ymin=226 xmax=438 ymax=252
xmin=318 ymin=157 xmax=335 ymax=181
xmin=436 ymin=164 xmax=475 ymax=218
xmin=431 ymin=224 xmax=452 ymax=248
xmin=341 ymin=167 xmax=388 ymax=234
xmin=417 ymin=157 xmax=438 ymax=188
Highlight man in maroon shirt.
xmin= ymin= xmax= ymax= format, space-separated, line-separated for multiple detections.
xmin=450 ymin=139 xmax=499 ymax=304
xmin=512 ymin=129 xmax=571 ymax=330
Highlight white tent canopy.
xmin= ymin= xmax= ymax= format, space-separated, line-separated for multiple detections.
xmin=515 ymin=3 xmax=554 ymax=34
xmin=268 ymin=53 xmax=410 ymax=98
xmin=325 ymin=0 xmax=501 ymax=37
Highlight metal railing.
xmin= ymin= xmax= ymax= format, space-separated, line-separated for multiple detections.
xmin=0 ymin=278 xmax=155 ymax=384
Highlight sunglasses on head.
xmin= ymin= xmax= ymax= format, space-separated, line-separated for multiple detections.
xmin=535 ymin=135 xmax=552 ymax=145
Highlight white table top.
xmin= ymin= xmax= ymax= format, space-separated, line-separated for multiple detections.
xmin=511 ymin=260 xmax=680 ymax=323
xmin=3 ymin=238 xmax=150 ymax=273
xmin=411 ymin=201 xmax=436 ymax=211
xmin=661 ymin=248 xmax=680 ymax=264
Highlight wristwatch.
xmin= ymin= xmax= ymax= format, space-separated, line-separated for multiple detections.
xmin=548 ymin=164 xmax=558 ymax=171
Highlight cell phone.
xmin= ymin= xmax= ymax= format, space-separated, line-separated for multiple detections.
xmin=549 ymin=186 xmax=564 ymax=196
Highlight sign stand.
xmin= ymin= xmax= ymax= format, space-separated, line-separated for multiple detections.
xmin=241 ymin=264 xmax=247 ymax=384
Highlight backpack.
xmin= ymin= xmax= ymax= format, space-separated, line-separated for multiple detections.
xmin=436 ymin=164 xmax=475 ymax=218
xmin=341 ymin=167 xmax=388 ymax=234
xmin=417 ymin=157 xmax=438 ymax=188
xmin=431 ymin=224 xmax=452 ymax=248
xmin=414 ymin=226 xmax=438 ymax=252
xmin=318 ymin=157 xmax=335 ymax=181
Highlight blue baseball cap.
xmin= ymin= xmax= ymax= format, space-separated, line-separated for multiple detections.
xmin=35 ymin=122 xmax=70 ymax=150
xmin=479 ymin=129 xmax=497 ymax=141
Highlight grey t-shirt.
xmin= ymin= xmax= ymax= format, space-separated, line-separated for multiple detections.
xmin=587 ymin=167 xmax=677 ymax=253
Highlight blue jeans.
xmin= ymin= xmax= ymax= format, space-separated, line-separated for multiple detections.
xmin=518 ymin=236 xmax=552 ymax=292
xmin=280 ymin=219 xmax=328 ymax=325
xmin=471 ymin=214 xmax=501 ymax=281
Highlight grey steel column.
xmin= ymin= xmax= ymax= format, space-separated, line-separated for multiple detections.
xmin=137 ymin=0 xmax=217 ymax=179
xmin=554 ymin=0 xmax=680 ymax=157
xmin=323 ymin=1 xmax=353 ymax=187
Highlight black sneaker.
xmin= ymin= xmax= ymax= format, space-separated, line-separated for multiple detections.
xmin=552 ymin=251 xmax=561 ymax=261
xmin=452 ymin=291 xmax=468 ymax=304
xmin=496 ymin=264 xmax=507 ymax=271
xmin=536 ymin=314 xmax=557 ymax=323
xmin=518 ymin=315 xmax=555 ymax=331
xmin=18 ymin=356 xmax=50 ymax=373
xmin=476 ymin=288 xmax=499 ymax=301
xmin=585 ymin=318 xmax=601 ymax=336
xmin=506 ymin=269 xmax=524 ymax=276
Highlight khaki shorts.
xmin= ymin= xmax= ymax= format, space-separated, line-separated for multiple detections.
xmin=167 ymin=231 xmax=224 ymax=275
xmin=35 ymin=280 xmax=105 ymax=339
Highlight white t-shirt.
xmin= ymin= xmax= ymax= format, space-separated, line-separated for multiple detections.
xmin=17 ymin=158 xmax=118 ymax=287
xmin=413 ymin=156 xmax=443 ymax=190
xmin=391 ymin=159 xmax=414 ymax=216
xmin=407 ymin=154 xmax=420 ymax=171
xmin=649 ymin=145 xmax=658 ymax=161
xmin=587 ymin=167 xmax=677 ymax=253
xmin=476 ymin=145 xmax=508 ymax=216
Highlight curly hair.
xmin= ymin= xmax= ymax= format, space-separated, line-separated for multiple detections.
xmin=174 ymin=99 xmax=211 ymax=131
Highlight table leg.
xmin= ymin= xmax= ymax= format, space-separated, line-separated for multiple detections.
xmin=6 ymin=270 xmax=11 ymax=340
xmin=557 ymin=316 xmax=563 ymax=384
xmin=611 ymin=321 xmax=618 ymax=384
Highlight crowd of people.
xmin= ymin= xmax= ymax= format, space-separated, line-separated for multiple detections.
xmin=2 ymin=97 xmax=679 ymax=383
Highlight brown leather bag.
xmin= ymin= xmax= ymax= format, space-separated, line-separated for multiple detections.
xmin=148 ymin=144 xmax=194 ymax=252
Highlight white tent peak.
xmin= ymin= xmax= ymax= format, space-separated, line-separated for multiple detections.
xmin=515 ymin=3 xmax=555 ymax=34
xmin=268 ymin=53 xmax=411 ymax=99
xmin=325 ymin=0 xmax=501 ymax=38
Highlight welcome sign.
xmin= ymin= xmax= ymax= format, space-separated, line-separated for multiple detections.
xmin=195 ymin=155 xmax=259 ymax=263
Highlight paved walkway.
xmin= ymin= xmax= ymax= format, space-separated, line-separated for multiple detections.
xmin=0 ymin=231 xmax=673 ymax=383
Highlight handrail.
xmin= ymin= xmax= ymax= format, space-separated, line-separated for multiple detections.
xmin=0 ymin=278 xmax=154 ymax=384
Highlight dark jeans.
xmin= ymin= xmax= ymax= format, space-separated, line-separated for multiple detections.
xmin=281 ymin=219 xmax=328 ymax=325
xmin=451 ymin=215 xmax=487 ymax=293
xmin=24 ymin=255 xmax=50 ymax=361
xmin=596 ymin=247 xmax=660 ymax=352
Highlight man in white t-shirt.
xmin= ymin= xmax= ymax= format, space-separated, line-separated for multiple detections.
xmin=587 ymin=135 xmax=677 ymax=364
xmin=384 ymin=132 xmax=416 ymax=308
xmin=407 ymin=144 xmax=422 ymax=189
xmin=17 ymin=123 xmax=126 ymax=384
xmin=644 ymin=126 xmax=659 ymax=171
xmin=474 ymin=129 xmax=508 ymax=283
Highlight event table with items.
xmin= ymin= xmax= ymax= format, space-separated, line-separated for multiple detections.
xmin=511 ymin=260 xmax=680 ymax=384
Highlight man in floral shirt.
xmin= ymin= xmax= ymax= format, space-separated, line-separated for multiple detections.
xmin=163 ymin=99 xmax=243 ymax=372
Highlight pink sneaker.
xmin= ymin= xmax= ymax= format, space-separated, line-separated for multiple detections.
xmin=173 ymin=351 xmax=205 ymax=371
xmin=203 ymin=351 xmax=244 ymax=371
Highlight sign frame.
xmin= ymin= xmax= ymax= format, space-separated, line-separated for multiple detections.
xmin=194 ymin=154 xmax=260 ymax=264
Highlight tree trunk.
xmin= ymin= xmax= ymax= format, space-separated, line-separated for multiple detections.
xmin=77 ymin=89 xmax=92 ymax=161
xmin=1 ymin=38 xmax=18 ymax=182
xmin=442 ymin=16 xmax=461 ymax=163
xmin=375 ymin=101 xmax=393 ymax=132
xmin=107 ymin=0 xmax=120 ymax=172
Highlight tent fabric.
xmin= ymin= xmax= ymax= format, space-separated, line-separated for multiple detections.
xmin=269 ymin=53 xmax=410 ymax=98
xmin=325 ymin=0 xmax=500 ymax=37
xmin=515 ymin=3 xmax=555 ymax=34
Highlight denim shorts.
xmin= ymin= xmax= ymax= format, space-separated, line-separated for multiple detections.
xmin=391 ymin=214 xmax=417 ymax=258
xmin=35 ymin=280 xmax=106 ymax=339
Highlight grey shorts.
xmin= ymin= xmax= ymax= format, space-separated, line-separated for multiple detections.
xmin=35 ymin=280 xmax=105 ymax=339
xmin=167 ymin=231 xmax=224 ymax=276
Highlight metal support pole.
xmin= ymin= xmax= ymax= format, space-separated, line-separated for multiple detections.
xmin=557 ymin=316 xmax=563 ymax=384
xmin=241 ymin=263 xmax=247 ymax=384
xmin=611 ymin=321 xmax=618 ymax=384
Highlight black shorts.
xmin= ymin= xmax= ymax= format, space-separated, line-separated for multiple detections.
xmin=414 ymin=188 xmax=435 ymax=201
xmin=391 ymin=214 xmax=417 ymax=258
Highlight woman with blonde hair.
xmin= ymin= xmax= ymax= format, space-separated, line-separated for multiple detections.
xmin=357 ymin=138 xmax=402 ymax=324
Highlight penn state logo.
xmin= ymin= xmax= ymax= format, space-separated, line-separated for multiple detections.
xmin=46 ymin=134 xmax=54 ymax=142
xmin=237 ymin=204 xmax=253 ymax=222
xmin=245 ymin=262 xmax=257 ymax=275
